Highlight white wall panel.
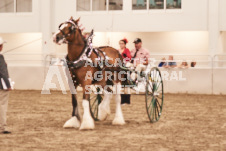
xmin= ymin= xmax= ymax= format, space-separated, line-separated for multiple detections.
xmin=220 ymin=0 xmax=226 ymax=31
xmin=0 ymin=0 xmax=40 ymax=33
xmin=71 ymin=0 xmax=208 ymax=32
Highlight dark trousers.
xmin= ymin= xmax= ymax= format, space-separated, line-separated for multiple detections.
xmin=121 ymin=94 xmax=131 ymax=104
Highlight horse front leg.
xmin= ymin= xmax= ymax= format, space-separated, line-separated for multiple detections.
xmin=80 ymin=86 xmax=95 ymax=130
xmin=72 ymin=94 xmax=80 ymax=120
xmin=112 ymin=82 xmax=125 ymax=125
xmin=63 ymin=94 xmax=81 ymax=128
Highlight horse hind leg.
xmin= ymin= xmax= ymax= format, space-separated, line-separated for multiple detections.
xmin=63 ymin=94 xmax=81 ymax=128
xmin=112 ymin=82 xmax=125 ymax=125
xmin=98 ymin=88 xmax=112 ymax=121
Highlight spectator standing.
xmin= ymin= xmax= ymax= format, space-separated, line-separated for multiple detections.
xmin=0 ymin=37 xmax=11 ymax=134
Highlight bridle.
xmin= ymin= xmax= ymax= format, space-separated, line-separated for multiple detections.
xmin=58 ymin=20 xmax=77 ymax=40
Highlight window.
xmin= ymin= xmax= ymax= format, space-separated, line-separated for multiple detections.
xmin=0 ymin=0 xmax=14 ymax=12
xmin=77 ymin=0 xmax=90 ymax=11
xmin=132 ymin=0 xmax=182 ymax=11
xmin=132 ymin=0 xmax=147 ymax=10
xmin=77 ymin=0 xmax=123 ymax=11
xmin=166 ymin=0 xmax=181 ymax=9
xmin=109 ymin=0 xmax=123 ymax=10
xmin=92 ymin=0 xmax=106 ymax=11
xmin=16 ymin=0 xmax=32 ymax=12
xmin=149 ymin=0 xmax=164 ymax=9
xmin=0 ymin=0 xmax=32 ymax=13
xmin=132 ymin=0 xmax=164 ymax=10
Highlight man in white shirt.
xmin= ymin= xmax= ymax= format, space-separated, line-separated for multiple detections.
xmin=0 ymin=37 xmax=11 ymax=134
xmin=130 ymin=38 xmax=150 ymax=66
xmin=128 ymin=38 xmax=150 ymax=81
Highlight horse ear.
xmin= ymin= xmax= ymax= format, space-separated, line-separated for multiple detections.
xmin=91 ymin=29 xmax=94 ymax=35
xmin=70 ymin=16 xmax=73 ymax=20
xmin=74 ymin=17 xmax=80 ymax=25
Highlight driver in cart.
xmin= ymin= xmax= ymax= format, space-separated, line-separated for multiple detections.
xmin=125 ymin=38 xmax=150 ymax=92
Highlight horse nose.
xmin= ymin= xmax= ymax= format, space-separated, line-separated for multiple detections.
xmin=56 ymin=35 xmax=60 ymax=42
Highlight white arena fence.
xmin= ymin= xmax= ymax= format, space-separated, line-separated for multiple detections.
xmin=213 ymin=54 xmax=226 ymax=68
xmin=4 ymin=53 xmax=44 ymax=66
xmin=3 ymin=53 xmax=226 ymax=94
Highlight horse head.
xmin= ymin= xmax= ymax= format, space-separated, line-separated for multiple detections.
xmin=53 ymin=17 xmax=82 ymax=45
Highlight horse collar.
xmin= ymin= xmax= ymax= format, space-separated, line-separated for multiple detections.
xmin=66 ymin=45 xmax=93 ymax=69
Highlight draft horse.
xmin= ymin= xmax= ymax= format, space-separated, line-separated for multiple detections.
xmin=53 ymin=17 xmax=125 ymax=130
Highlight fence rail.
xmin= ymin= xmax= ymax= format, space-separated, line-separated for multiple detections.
xmin=2 ymin=53 xmax=226 ymax=69
xmin=3 ymin=53 xmax=226 ymax=94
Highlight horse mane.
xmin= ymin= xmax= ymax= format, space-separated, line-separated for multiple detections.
xmin=71 ymin=18 xmax=87 ymax=44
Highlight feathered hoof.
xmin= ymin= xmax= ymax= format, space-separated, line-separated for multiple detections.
xmin=63 ymin=116 xmax=80 ymax=128
xmin=98 ymin=105 xmax=110 ymax=121
xmin=112 ymin=116 xmax=125 ymax=125
xmin=79 ymin=117 xmax=95 ymax=130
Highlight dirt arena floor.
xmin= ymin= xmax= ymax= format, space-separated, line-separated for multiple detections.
xmin=0 ymin=90 xmax=226 ymax=151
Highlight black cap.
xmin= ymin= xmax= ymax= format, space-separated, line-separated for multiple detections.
xmin=133 ymin=38 xmax=142 ymax=44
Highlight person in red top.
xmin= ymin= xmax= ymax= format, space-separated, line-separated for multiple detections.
xmin=118 ymin=38 xmax=131 ymax=63
xmin=118 ymin=38 xmax=131 ymax=105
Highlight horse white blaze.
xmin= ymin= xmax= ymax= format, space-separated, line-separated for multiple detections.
xmin=53 ymin=23 xmax=68 ymax=45
xmin=60 ymin=23 xmax=68 ymax=30
xmin=98 ymin=90 xmax=112 ymax=121
xmin=52 ymin=31 xmax=59 ymax=43
xmin=80 ymin=99 xmax=95 ymax=130
xmin=53 ymin=30 xmax=64 ymax=45
xmin=112 ymin=83 xmax=125 ymax=125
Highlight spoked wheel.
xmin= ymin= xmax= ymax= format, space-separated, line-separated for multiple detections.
xmin=89 ymin=87 xmax=103 ymax=121
xmin=145 ymin=67 xmax=164 ymax=123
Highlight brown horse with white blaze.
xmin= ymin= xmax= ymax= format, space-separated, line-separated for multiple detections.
xmin=53 ymin=17 xmax=125 ymax=130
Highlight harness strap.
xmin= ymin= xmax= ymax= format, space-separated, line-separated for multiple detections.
xmin=93 ymin=48 xmax=110 ymax=70
xmin=65 ymin=31 xmax=111 ymax=85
